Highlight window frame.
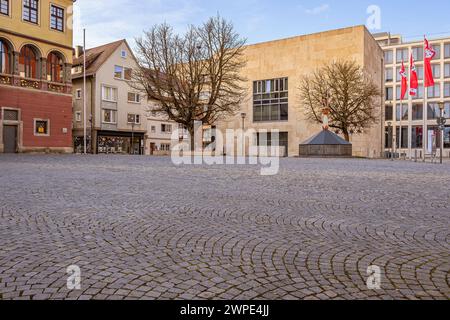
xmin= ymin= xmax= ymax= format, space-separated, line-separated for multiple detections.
xmin=47 ymin=51 xmax=63 ymax=82
xmin=396 ymin=48 xmax=409 ymax=63
xmin=127 ymin=113 xmax=141 ymax=125
xmin=19 ymin=45 xmax=38 ymax=79
xmin=50 ymin=4 xmax=64 ymax=32
xmin=384 ymin=50 xmax=393 ymax=64
xmin=114 ymin=65 xmax=123 ymax=79
xmin=0 ymin=0 xmax=9 ymax=16
xmin=0 ymin=39 xmax=11 ymax=74
xmin=127 ymin=92 xmax=140 ymax=103
xmin=444 ymin=82 xmax=450 ymax=98
xmin=75 ymin=88 xmax=81 ymax=99
xmin=102 ymin=109 xmax=117 ymax=124
xmin=161 ymin=124 xmax=172 ymax=133
xmin=75 ymin=111 xmax=81 ymax=122
xmin=385 ymin=68 xmax=393 ymax=82
xmin=427 ymin=83 xmax=441 ymax=98
xmin=23 ymin=0 xmax=39 ymax=25
xmin=445 ymin=43 xmax=450 ymax=59
xmin=34 ymin=118 xmax=50 ymax=136
xmin=253 ymin=77 xmax=289 ymax=122
xmin=101 ymin=85 xmax=118 ymax=102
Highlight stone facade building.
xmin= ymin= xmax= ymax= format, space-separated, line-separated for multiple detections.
xmin=0 ymin=0 xmax=74 ymax=153
xmin=374 ymin=32 xmax=450 ymax=159
xmin=216 ymin=25 xmax=385 ymax=158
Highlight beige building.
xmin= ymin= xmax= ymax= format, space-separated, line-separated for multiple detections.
xmin=374 ymin=32 xmax=450 ymax=159
xmin=72 ymin=39 xmax=146 ymax=154
xmin=217 ymin=25 xmax=385 ymax=158
xmin=145 ymin=110 xmax=181 ymax=156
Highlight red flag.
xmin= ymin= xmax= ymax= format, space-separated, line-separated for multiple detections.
xmin=424 ymin=37 xmax=436 ymax=87
xmin=409 ymin=54 xmax=418 ymax=96
xmin=399 ymin=60 xmax=408 ymax=100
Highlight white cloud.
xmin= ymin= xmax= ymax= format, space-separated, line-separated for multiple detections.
xmin=303 ymin=4 xmax=330 ymax=15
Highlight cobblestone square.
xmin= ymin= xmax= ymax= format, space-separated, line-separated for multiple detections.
xmin=0 ymin=155 xmax=449 ymax=300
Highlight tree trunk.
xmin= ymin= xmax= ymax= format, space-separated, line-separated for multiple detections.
xmin=343 ymin=129 xmax=350 ymax=142
xmin=188 ymin=127 xmax=195 ymax=152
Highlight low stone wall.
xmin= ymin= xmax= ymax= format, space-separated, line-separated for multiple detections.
xmin=299 ymin=144 xmax=353 ymax=157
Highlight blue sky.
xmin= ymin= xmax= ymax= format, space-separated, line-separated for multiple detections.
xmin=73 ymin=0 xmax=450 ymax=49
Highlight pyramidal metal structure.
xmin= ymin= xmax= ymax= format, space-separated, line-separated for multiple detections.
xmin=299 ymin=130 xmax=352 ymax=157
xmin=301 ymin=130 xmax=351 ymax=146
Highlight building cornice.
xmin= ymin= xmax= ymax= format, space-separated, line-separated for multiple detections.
xmin=0 ymin=28 xmax=73 ymax=51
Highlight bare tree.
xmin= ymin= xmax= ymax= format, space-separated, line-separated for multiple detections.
xmin=299 ymin=60 xmax=381 ymax=141
xmin=133 ymin=16 xmax=247 ymax=149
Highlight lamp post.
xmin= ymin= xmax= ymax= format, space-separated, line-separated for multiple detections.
xmin=131 ymin=120 xmax=135 ymax=155
xmin=387 ymin=121 xmax=393 ymax=161
xmin=438 ymin=102 xmax=446 ymax=164
xmin=241 ymin=113 xmax=246 ymax=157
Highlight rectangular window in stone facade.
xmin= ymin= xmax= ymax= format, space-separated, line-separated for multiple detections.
xmin=23 ymin=0 xmax=38 ymax=24
xmin=427 ymin=84 xmax=440 ymax=98
xmin=385 ymin=87 xmax=393 ymax=101
xmin=411 ymin=126 xmax=423 ymax=148
xmin=384 ymin=50 xmax=393 ymax=64
xmin=444 ymin=82 xmax=450 ymax=97
xmin=385 ymin=105 xmax=393 ymax=121
xmin=396 ymin=48 xmax=409 ymax=63
xmin=385 ymin=68 xmax=393 ymax=82
xmin=412 ymin=47 xmax=423 ymax=61
xmin=445 ymin=44 xmax=450 ymax=59
xmin=396 ymin=127 xmax=408 ymax=149
xmin=50 ymin=5 xmax=64 ymax=32
xmin=253 ymin=78 xmax=288 ymax=122
xmin=427 ymin=103 xmax=441 ymax=120
xmin=102 ymin=109 xmax=116 ymax=124
xmin=445 ymin=64 xmax=450 ymax=78
xmin=412 ymin=103 xmax=423 ymax=121
xmin=34 ymin=119 xmax=49 ymax=136
xmin=0 ymin=0 xmax=9 ymax=15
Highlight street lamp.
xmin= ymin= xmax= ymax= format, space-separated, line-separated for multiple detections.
xmin=131 ymin=122 xmax=135 ymax=155
xmin=241 ymin=113 xmax=246 ymax=157
xmin=437 ymin=102 xmax=446 ymax=164
xmin=387 ymin=121 xmax=393 ymax=161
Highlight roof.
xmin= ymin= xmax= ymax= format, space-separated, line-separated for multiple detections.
xmin=72 ymin=39 xmax=125 ymax=79
xmin=300 ymin=130 xmax=352 ymax=145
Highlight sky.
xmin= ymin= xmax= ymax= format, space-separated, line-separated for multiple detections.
xmin=73 ymin=0 xmax=450 ymax=49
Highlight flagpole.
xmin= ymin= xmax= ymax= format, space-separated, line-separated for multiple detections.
xmin=83 ymin=28 xmax=87 ymax=155
xmin=423 ymin=36 xmax=427 ymax=161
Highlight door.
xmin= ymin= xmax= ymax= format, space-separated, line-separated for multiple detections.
xmin=3 ymin=125 xmax=17 ymax=153
xmin=150 ymin=143 xmax=156 ymax=155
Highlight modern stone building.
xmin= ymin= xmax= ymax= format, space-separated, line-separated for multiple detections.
xmin=72 ymin=39 xmax=147 ymax=154
xmin=217 ymin=25 xmax=385 ymax=158
xmin=374 ymin=32 xmax=450 ymax=158
xmin=0 ymin=0 xmax=75 ymax=153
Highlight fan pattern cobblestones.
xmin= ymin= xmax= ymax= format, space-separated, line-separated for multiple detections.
xmin=0 ymin=155 xmax=449 ymax=300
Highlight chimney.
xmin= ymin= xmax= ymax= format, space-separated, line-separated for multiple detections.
xmin=74 ymin=45 xmax=84 ymax=59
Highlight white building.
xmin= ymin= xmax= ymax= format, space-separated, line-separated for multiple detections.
xmin=72 ymin=40 xmax=147 ymax=154
xmin=145 ymin=110 xmax=183 ymax=155
xmin=374 ymin=33 xmax=450 ymax=159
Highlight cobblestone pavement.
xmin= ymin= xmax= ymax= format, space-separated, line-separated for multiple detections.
xmin=0 ymin=155 xmax=449 ymax=300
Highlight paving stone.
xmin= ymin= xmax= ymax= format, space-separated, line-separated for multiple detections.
xmin=0 ymin=155 xmax=448 ymax=300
